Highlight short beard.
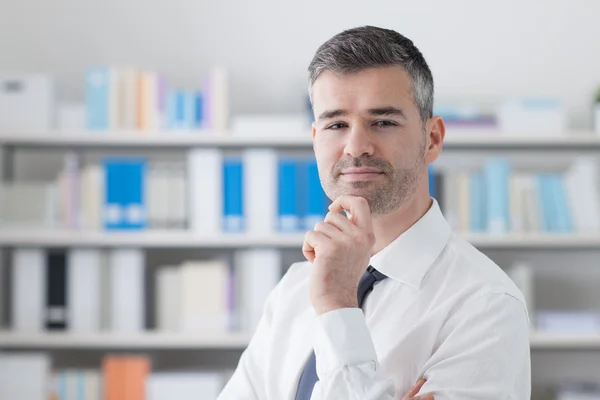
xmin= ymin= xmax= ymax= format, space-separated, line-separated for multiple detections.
xmin=322 ymin=137 xmax=426 ymax=215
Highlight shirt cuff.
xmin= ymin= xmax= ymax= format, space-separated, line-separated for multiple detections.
xmin=314 ymin=308 xmax=378 ymax=377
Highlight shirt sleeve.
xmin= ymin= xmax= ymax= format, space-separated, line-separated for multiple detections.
xmin=310 ymin=307 xmax=397 ymax=400
xmin=418 ymin=293 xmax=531 ymax=399
xmin=217 ymin=279 xmax=281 ymax=400
xmin=310 ymin=293 xmax=531 ymax=400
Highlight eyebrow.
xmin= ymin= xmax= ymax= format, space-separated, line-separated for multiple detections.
xmin=318 ymin=109 xmax=348 ymax=122
xmin=366 ymin=106 xmax=407 ymax=119
xmin=317 ymin=106 xmax=407 ymax=122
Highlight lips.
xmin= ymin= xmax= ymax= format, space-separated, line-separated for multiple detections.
xmin=340 ymin=168 xmax=383 ymax=182
xmin=341 ymin=167 xmax=382 ymax=174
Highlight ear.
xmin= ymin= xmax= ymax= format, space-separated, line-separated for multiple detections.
xmin=424 ymin=116 xmax=445 ymax=163
xmin=311 ymin=122 xmax=317 ymax=154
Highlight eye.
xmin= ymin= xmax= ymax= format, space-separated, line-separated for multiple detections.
xmin=374 ymin=120 xmax=397 ymax=128
xmin=326 ymin=123 xmax=348 ymax=130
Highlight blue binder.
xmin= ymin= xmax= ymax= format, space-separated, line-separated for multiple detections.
xmin=303 ymin=158 xmax=328 ymax=230
xmin=223 ymin=158 xmax=244 ymax=233
xmin=278 ymin=158 xmax=300 ymax=232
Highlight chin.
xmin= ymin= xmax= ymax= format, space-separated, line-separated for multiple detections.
xmin=339 ymin=186 xmax=378 ymax=199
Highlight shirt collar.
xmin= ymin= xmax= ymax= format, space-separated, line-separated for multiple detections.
xmin=368 ymin=198 xmax=451 ymax=290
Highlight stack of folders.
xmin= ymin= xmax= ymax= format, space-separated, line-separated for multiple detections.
xmin=429 ymin=157 xmax=600 ymax=235
xmin=0 ymin=149 xmax=331 ymax=235
xmin=7 ymin=247 xmax=283 ymax=336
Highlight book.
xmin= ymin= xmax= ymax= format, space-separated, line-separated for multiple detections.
xmin=484 ymin=158 xmax=511 ymax=234
xmin=243 ymin=148 xmax=277 ymax=235
xmin=188 ymin=148 xmax=223 ymax=236
xmin=469 ymin=171 xmax=486 ymax=232
xmin=564 ymin=157 xmax=600 ymax=233
xmin=46 ymin=250 xmax=68 ymax=330
xmin=179 ymin=260 xmax=230 ymax=333
xmin=12 ymin=248 xmax=45 ymax=332
xmin=103 ymin=157 xmax=147 ymax=230
xmin=147 ymin=372 xmax=225 ymax=400
xmin=79 ymin=163 xmax=104 ymax=230
xmin=108 ymin=248 xmax=145 ymax=332
xmin=303 ymin=158 xmax=329 ymax=231
xmin=202 ymin=67 xmax=228 ymax=131
xmin=68 ymin=249 xmax=102 ymax=332
xmin=278 ymin=158 xmax=300 ymax=232
xmin=155 ymin=266 xmax=181 ymax=332
xmin=85 ymin=67 xmax=110 ymax=131
xmin=0 ymin=353 xmax=51 ymax=400
xmin=235 ymin=249 xmax=281 ymax=333
xmin=103 ymin=355 xmax=150 ymax=400
xmin=223 ymin=157 xmax=244 ymax=233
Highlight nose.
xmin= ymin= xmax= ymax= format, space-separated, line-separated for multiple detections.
xmin=343 ymin=125 xmax=375 ymax=158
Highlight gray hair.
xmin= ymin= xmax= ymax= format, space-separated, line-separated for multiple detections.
xmin=308 ymin=26 xmax=434 ymax=124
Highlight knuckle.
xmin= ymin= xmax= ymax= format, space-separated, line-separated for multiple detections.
xmin=313 ymin=221 xmax=326 ymax=231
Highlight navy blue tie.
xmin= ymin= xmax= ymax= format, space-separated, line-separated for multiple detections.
xmin=295 ymin=266 xmax=388 ymax=400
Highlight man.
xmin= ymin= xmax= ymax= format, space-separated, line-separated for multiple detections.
xmin=218 ymin=26 xmax=531 ymax=399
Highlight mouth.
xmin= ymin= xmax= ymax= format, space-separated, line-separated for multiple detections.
xmin=339 ymin=168 xmax=384 ymax=182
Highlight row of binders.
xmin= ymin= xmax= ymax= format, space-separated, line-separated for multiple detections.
xmin=0 ymin=353 xmax=228 ymax=400
xmin=3 ymin=247 xmax=284 ymax=334
xmin=86 ymin=65 xmax=228 ymax=132
xmin=0 ymin=149 xmax=330 ymax=234
xmin=430 ymin=156 xmax=600 ymax=234
xmin=3 ymin=151 xmax=598 ymax=236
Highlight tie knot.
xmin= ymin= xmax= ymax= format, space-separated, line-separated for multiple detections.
xmin=357 ymin=266 xmax=388 ymax=309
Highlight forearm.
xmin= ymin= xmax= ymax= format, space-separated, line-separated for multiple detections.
xmin=310 ymin=308 xmax=396 ymax=400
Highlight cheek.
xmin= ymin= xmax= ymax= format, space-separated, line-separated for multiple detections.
xmin=314 ymin=136 xmax=343 ymax=166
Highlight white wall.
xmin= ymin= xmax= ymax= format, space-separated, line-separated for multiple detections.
xmin=1 ymin=0 xmax=599 ymax=128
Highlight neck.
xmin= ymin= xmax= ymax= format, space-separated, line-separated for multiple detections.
xmin=370 ymin=188 xmax=433 ymax=256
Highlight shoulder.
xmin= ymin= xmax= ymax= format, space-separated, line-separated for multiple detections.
xmin=428 ymin=233 xmax=528 ymax=311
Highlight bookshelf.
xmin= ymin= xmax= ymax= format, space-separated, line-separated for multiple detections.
xmin=0 ymin=229 xmax=598 ymax=249
xmin=1 ymin=127 xmax=600 ymax=400
xmin=1 ymin=130 xmax=600 ymax=149
xmin=0 ymin=332 xmax=252 ymax=350
xmin=0 ymin=332 xmax=596 ymax=351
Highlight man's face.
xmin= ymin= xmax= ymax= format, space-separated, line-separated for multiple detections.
xmin=311 ymin=66 xmax=427 ymax=215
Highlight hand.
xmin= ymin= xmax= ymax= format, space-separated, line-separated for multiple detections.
xmin=302 ymin=195 xmax=376 ymax=315
xmin=401 ymin=378 xmax=433 ymax=400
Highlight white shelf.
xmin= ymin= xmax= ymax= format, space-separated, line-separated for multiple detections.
xmin=0 ymin=131 xmax=311 ymax=148
xmin=0 ymin=332 xmax=597 ymax=350
xmin=529 ymin=332 xmax=600 ymax=349
xmin=0 ymin=229 xmax=306 ymax=248
xmin=1 ymin=130 xmax=599 ymax=148
xmin=462 ymin=232 xmax=600 ymax=249
xmin=0 ymin=229 xmax=598 ymax=248
xmin=0 ymin=332 xmax=251 ymax=349
xmin=443 ymin=130 xmax=600 ymax=148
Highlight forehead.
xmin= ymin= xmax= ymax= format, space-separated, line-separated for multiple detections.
xmin=311 ymin=66 xmax=415 ymax=114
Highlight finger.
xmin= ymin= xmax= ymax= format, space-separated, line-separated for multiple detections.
xmin=302 ymin=230 xmax=329 ymax=263
xmin=404 ymin=379 xmax=426 ymax=399
xmin=413 ymin=395 xmax=434 ymax=400
xmin=329 ymin=195 xmax=372 ymax=231
xmin=324 ymin=211 xmax=354 ymax=233
xmin=313 ymin=221 xmax=343 ymax=239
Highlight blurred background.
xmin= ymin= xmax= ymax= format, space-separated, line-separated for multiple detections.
xmin=1 ymin=0 xmax=600 ymax=399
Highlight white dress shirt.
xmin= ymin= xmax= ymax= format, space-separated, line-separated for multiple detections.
xmin=218 ymin=199 xmax=531 ymax=399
